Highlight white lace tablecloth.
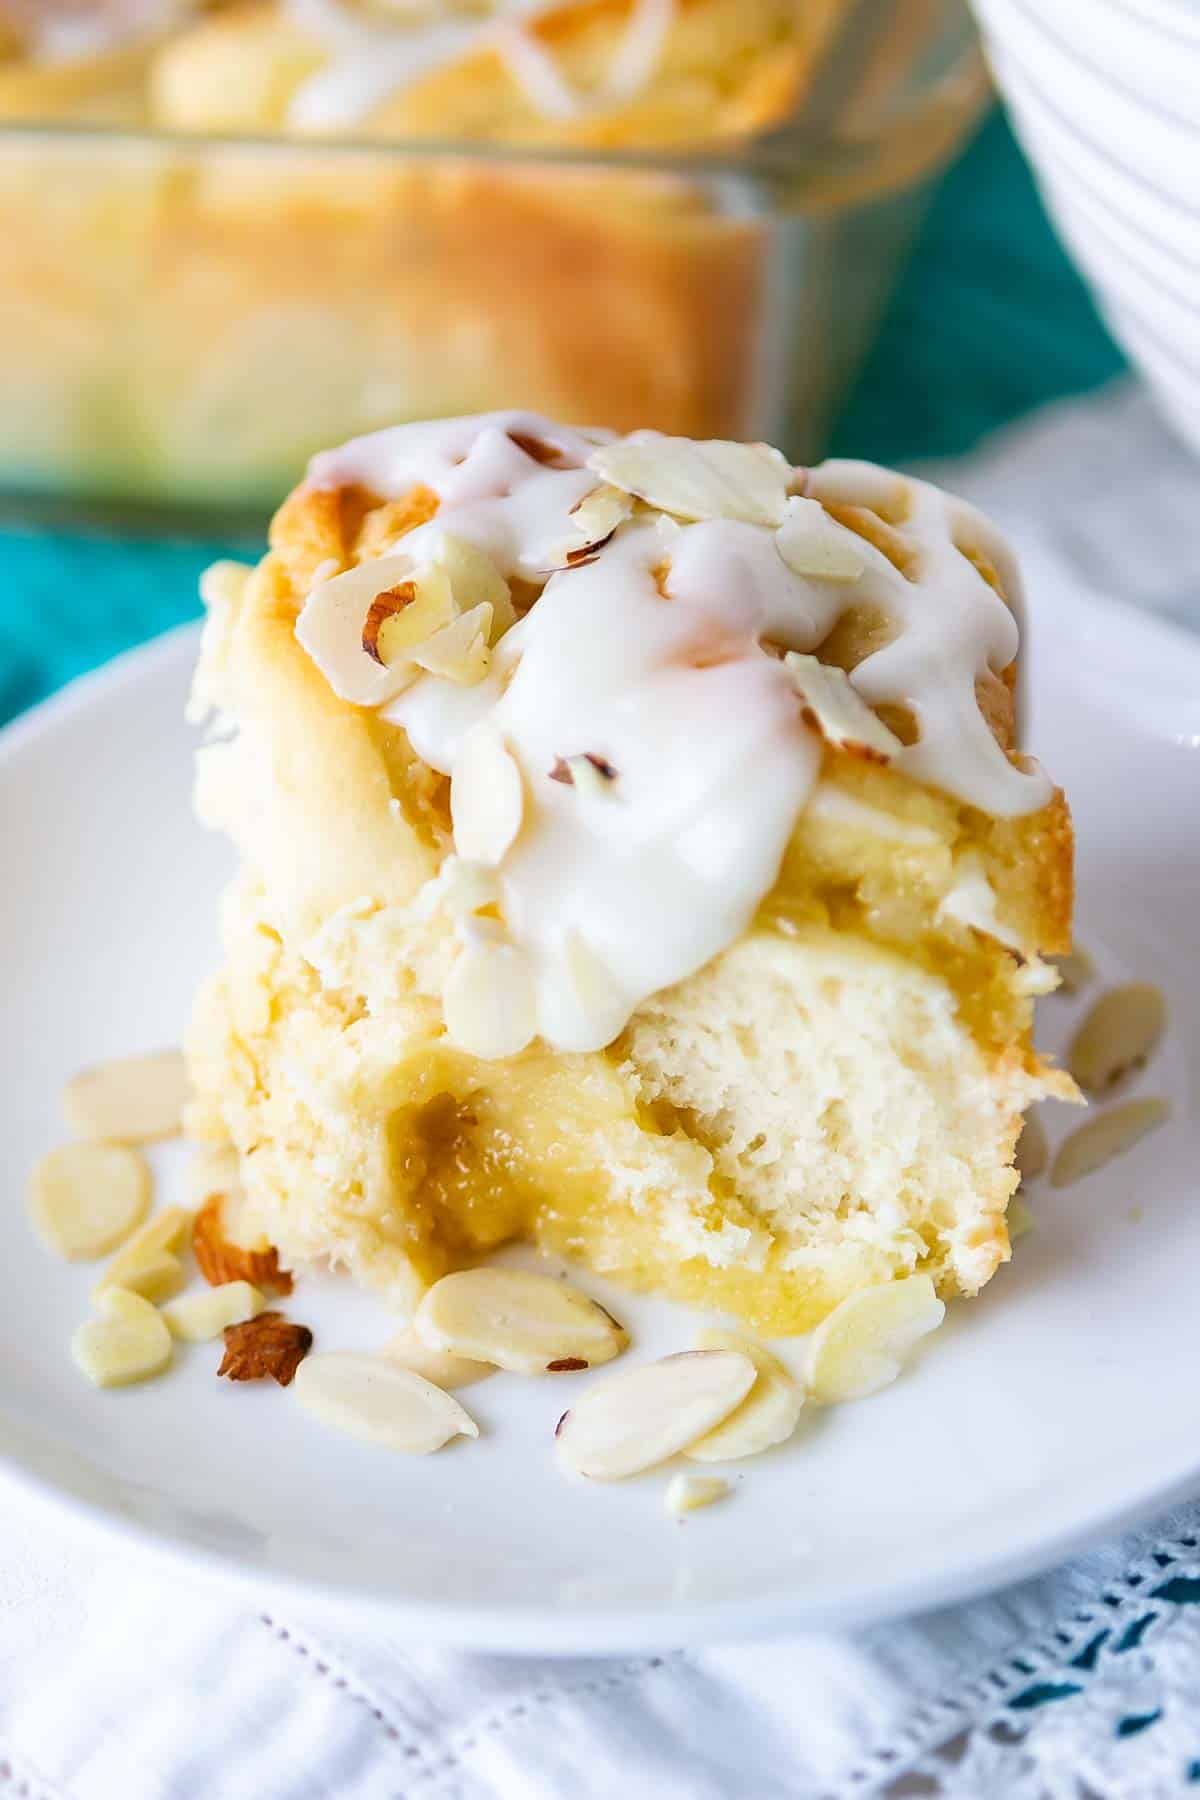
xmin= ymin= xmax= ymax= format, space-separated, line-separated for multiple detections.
xmin=4 ymin=382 xmax=1200 ymax=1800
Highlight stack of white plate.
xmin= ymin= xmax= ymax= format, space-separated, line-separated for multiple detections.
xmin=974 ymin=0 xmax=1200 ymax=453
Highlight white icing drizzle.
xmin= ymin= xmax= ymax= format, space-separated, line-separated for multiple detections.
xmin=298 ymin=412 xmax=1052 ymax=1058
xmin=283 ymin=0 xmax=676 ymax=130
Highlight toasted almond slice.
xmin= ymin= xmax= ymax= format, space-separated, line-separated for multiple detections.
xmin=804 ymin=1276 xmax=945 ymax=1404
xmin=450 ymin=726 xmax=523 ymax=865
xmin=163 ymin=1281 xmax=266 ymax=1342
xmin=539 ymin=485 xmax=634 ymax=568
xmin=438 ymin=534 xmax=515 ymax=638
xmin=784 ymin=653 xmax=901 ymax=764
xmin=588 ymin=433 xmax=790 ymax=527
xmin=29 ymin=1143 xmax=150 ymax=1261
xmin=442 ymin=939 xmax=537 ymax=1059
xmin=1051 ymin=945 xmax=1095 ymax=996
xmin=416 ymin=1268 xmax=627 ymax=1375
xmin=106 ymin=1251 xmax=186 ymax=1304
xmin=555 ymin=1350 xmax=756 ymax=1480
xmin=1015 ymin=1114 xmax=1048 ymax=1183
xmin=410 ymin=604 xmax=493 ymax=684
xmin=382 ymin=1324 xmax=495 ymax=1390
xmin=93 ymin=1205 xmax=193 ymax=1295
xmin=775 ymin=496 xmax=867 ymax=581
xmin=1067 ymin=984 xmax=1166 ymax=1094
xmin=1050 ymin=1098 xmax=1170 ymax=1189
xmin=293 ymin=1352 xmax=478 ymax=1453
xmin=63 ymin=1050 xmax=189 ymax=1144
xmin=664 ymin=1473 xmax=730 ymax=1516
xmin=548 ymin=752 xmax=618 ymax=798
xmin=71 ymin=1288 xmax=172 ymax=1388
xmin=684 ymin=1330 xmax=804 ymax=1463
xmin=937 ymin=852 xmax=1026 ymax=955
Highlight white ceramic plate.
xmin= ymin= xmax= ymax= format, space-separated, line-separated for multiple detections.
xmin=0 ymin=593 xmax=1197 ymax=1654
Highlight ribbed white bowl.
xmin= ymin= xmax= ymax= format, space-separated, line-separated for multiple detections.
xmin=974 ymin=0 xmax=1200 ymax=451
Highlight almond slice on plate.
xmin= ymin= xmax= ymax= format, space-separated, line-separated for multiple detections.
xmin=381 ymin=1324 xmax=495 ymax=1391
xmin=415 ymin=1268 xmax=627 ymax=1375
xmin=684 ymin=1330 xmax=804 ymax=1462
xmin=784 ymin=653 xmax=901 ymax=765
xmin=775 ymin=496 xmax=867 ymax=581
xmin=62 ymin=1050 xmax=190 ymax=1144
xmin=587 ymin=433 xmax=790 ymax=527
xmin=103 ymin=1250 xmax=186 ymax=1304
xmin=71 ymin=1288 xmax=173 ymax=1388
xmin=193 ymin=1196 xmax=293 ymax=1295
xmin=555 ymin=1350 xmax=756 ymax=1480
xmin=293 ymin=1352 xmax=478 ymax=1453
xmin=164 ymin=1281 xmax=266 ymax=1342
xmin=1050 ymin=1097 xmax=1170 ymax=1189
xmin=804 ymin=1276 xmax=945 ymax=1404
xmin=93 ymin=1204 xmax=192 ymax=1297
xmin=29 ymin=1142 xmax=151 ymax=1260
xmin=218 ymin=1312 xmax=312 ymax=1386
xmin=664 ymin=1473 xmax=730 ymax=1516
xmin=450 ymin=726 xmax=523 ymax=865
xmin=1067 ymin=983 xmax=1166 ymax=1094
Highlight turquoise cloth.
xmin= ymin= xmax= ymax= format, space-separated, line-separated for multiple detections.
xmin=0 ymin=111 xmax=1124 ymax=730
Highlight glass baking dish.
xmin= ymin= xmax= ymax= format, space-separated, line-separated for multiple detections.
xmin=0 ymin=1 xmax=988 ymax=526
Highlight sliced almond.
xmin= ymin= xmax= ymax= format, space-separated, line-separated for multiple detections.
xmin=293 ymin=1352 xmax=478 ymax=1453
xmin=296 ymin=551 xmax=435 ymax=706
xmin=438 ymin=534 xmax=516 ymax=639
xmin=415 ymin=1268 xmax=627 ymax=1375
xmin=1051 ymin=945 xmax=1095 ymax=996
xmin=784 ymin=653 xmax=901 ymax=764
xmin=684 ymin=1330 xmax=803 ymax=1463
xmin=450 ymin=727 xmax=523 ymax=865
xmin=548 ymin=753 xmax=618 ymax=798
xmin=587 ymin=433 xmax=791 ymax=527
xmin=540 ymin=485 xmax=634 ymax=568
xmin=29 ymin=1143 xmax=151 ymax=1261
xmin=71 ymin=1288 xmax=172 ymax=1388
xmin=104 ymin=1250 xmax=186 ymax=1305
xmin=937 ymin=852 xmax=1026 ymax=955
xmin=776 ymin=496 xmax=867 ymax=581
xmin=1050 ymin=1098 xmax=1170 ymax=1189
xmin=193 ymin=1196 xmax=292 ymax=1295
xmin=94 ymin=1205 xmax=193 ymax=1295
xmin=442 ymin=939 xmax=536 ymax=1059
xmin=1067 ymin=983 xmax=1166 ymax=1094
xmin=555 ymin=1350 xmax=756 ymax=1480
xmin=804 ymin=1275 xmax=945 ymax=1404
xmin=1015 ymin=1113 xmax=1048 ymax=1183
xmin=410 ymin=604 xmax=493 ymax=684
xmin=163 ymin=1280 xmax=266 ymax=1342
xmin=664 ymin=1473 xmax=730 ymax=1516
xmin=62 ymin=1050 xmax=189 ymax=1144
xmin=381 ymin=1324 xmax=495 ymax=1390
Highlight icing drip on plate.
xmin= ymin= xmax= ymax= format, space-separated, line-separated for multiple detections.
xmin=297 ymin=411 xmax=1052 ymax=1058
xmin=284 ymin=0 xmax=677 ymax=130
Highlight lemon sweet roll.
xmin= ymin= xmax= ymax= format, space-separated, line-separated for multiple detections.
xmin=186 ymin=413 xmax=1075 ymax=1332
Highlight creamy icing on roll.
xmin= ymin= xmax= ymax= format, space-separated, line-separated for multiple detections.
xmin=296 ymin=411 xmax=1050 ymax=1058
xmin=283 ymin=0 xmax=677 ymax=127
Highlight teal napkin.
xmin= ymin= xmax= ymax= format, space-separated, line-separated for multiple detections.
xmin=0 ymin=113 xmax=1124 ymax=730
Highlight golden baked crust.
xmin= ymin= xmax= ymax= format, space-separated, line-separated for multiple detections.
xmin=185 ymin=467 xmax=1075 ymax=1332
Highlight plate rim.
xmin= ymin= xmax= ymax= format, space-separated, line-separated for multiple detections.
xmin=3 ymin=612 xmax=1200 ymax=1653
